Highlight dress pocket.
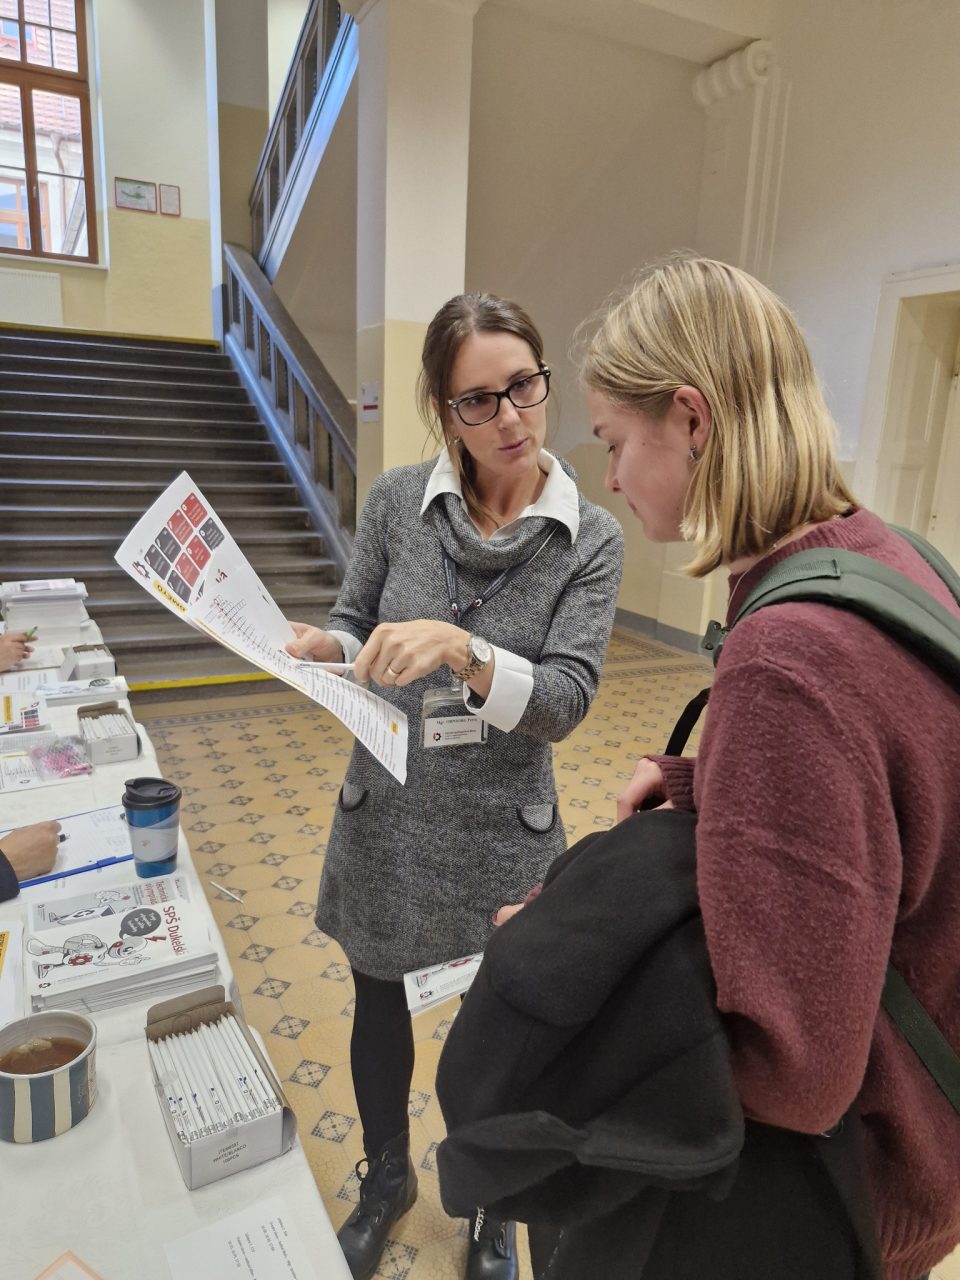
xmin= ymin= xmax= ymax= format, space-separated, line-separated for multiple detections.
xmin=517 ymin=803 xmax=557 ymax=834
xmin=338 ymin=781 xmax=369 ymax=812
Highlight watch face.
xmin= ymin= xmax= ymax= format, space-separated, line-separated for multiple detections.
xmin=471 ymin=636 xmax=492 ymax=664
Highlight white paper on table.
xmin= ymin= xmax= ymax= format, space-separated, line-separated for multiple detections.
xmin=0 ymin=669 xmax=45 ymax=694
xmin=403 ymin=952 xmax=483 ymax=1014
xmin=0 ymin=804 xmax=131 ymax=880
xmin=0 ymin=920 xmax=24 ymax=1028
xmin=163 ymin=1196 xmax=319 ymax=1280
xmin=115 ymin=472 xmax=408 ymax=782
xmin=16 ymin=645 xmax=64 ymax=671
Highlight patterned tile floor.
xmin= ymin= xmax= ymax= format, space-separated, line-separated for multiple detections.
xmin=131 ymin=629 xmax=960 ymax=1280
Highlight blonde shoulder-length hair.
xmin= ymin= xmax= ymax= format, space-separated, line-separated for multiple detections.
xmin=578 ymin=253 xmax=856 ymax=577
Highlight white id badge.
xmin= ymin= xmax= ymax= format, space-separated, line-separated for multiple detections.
xmin=421 ymin=686 xmax=488 ymax=749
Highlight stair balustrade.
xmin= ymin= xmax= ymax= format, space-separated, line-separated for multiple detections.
xmin=251 ymin=0 xmax=356 ymax=274
xmin=223 ymin=241 xmax=356 ymax=576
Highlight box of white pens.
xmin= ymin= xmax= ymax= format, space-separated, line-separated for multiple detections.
xmin=76 ymin=700 xmax=141 ymax=765
xmin=145 ymin=985 xmax=297 ymax=1190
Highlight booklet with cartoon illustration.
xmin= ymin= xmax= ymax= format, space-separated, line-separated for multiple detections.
xmin=28 ymin=872 xmax=190 ymax=932
xmin=26 ymin=894 xmax=217 ymax=1014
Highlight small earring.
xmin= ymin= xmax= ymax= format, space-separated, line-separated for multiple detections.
xmin=689 ymin=446 xmax=700 ymax=463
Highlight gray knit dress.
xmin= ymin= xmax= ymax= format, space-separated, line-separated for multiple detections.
xmin=316 ymin=457 xmax=624 ymax=980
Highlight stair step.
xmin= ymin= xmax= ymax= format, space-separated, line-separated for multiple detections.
xmin=0 ymin=371 xmax=251 ymax=403
xmin=0 ymin=504 xmax=313 ymax=534
xmin=0 ymin=332 xmax=229 ymax=367
xmin=0 ymin=353 xmax=240 ymax=385
xmin=124 ymin=650 xmax=316 ymax=688
xmin=2 ymin=476 xmax=301 ymax=509
xmin=88 ymin=582 xmax=337 ymax=617
xmin=0 ymin=411 xmax=269 ymax=440
xmin=1 ymin=392 xmax=259 ymax=420
xmin=0 ymin=555 xmax=334 ymax=583
xmin=0 ymin=431 xmax=278 ymax=461
xmin=0 ymin=454 xmax=288 ymax=482
xmin=0 ymin=528 xmax=325 ymax=553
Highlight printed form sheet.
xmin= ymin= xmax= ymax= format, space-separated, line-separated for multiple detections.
xmin=114 ymin=473 xmax=407 ymax=782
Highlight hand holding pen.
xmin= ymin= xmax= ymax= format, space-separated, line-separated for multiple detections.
xmin=0 ymin=821 xmax=62 ymax=883
xmin=0 ymin=630 xmax=35 ymax=672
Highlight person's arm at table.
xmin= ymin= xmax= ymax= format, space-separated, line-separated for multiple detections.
xmin=0 ymin=632 xmax=34 ymax=672
xmin=0 ymin=822 xmax=61 ymax=900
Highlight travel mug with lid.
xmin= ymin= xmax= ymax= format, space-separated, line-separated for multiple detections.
xmin=122 ymin=777 xmax=182 ymax=878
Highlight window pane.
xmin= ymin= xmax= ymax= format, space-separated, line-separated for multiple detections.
xmin=0 ymin=1 xmax=19 ymax=18
xmin=0 ymin=80 xmax=25 ymax=167
xmin=25 ymin=0 xmax=50 ymax=23
xmin=52 ymin=26 xmax=77 ymax=71
xmin=50 ymin=0 xmax=75 ymax=32
xmin=0 ymin=17 xmax=20 ymax=62
xmin=25 ymin=23 xmax=52 ymax=67
xmin=32 ymin=89 xmax=83 ymax=177
xmin=0 ymin=165 xmax=30 ymax=249
xmin=38 ymin=171 xmax=86 ymax=255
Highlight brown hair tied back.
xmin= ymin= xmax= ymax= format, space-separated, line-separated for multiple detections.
xmin=418 ymin=292 xmax=545 ymax=529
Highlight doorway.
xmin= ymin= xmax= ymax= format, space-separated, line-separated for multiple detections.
xmin=856 ymin=265 xmax=960 ymax=569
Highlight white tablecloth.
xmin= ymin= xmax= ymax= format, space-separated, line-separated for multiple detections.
xmin=0 ymin=664 xmax=349 ymax=1280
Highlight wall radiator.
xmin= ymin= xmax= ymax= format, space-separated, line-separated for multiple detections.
xmin=0 ymin=268 xmax=64 ymax=327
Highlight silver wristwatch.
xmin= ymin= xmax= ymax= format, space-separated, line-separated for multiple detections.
xmin=452 ymin=634 xmax=492 ymax=682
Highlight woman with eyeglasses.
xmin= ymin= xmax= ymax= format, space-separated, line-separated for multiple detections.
xmin=285 ymin=292 xmax=624 ymax=1280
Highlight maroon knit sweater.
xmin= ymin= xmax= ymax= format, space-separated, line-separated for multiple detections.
xmin=655 ymin=509 xmax=960 ymax=1280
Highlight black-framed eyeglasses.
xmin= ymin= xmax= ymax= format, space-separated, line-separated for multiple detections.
xmin=448 ymin=368 xmax=551 ymax=427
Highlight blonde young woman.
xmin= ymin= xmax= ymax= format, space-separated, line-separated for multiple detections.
xmin=287 ymin=292 xmax=623 ymax=1280
xmin=576 ymin=254 xmax=959 ymax=1280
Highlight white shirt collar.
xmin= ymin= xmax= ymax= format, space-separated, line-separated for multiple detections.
xmin=420 ymin=448 xmax=580 ymax=541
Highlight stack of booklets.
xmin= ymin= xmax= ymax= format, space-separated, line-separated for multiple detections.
xmin=1 ymin=577 xmax=91 ymax=641
xmin=25 ymin=877 xmax=219 ymax=1014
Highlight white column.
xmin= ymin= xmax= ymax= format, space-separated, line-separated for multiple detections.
xmin=658 ymin=38 xmax=788 ymax=645
xmin=349 ymin=0 xmax=482 ymax=502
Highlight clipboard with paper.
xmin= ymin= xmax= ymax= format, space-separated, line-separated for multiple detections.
xmin=114 ymin=472 xmax=408 ymax=783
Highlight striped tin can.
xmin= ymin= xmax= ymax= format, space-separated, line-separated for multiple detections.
xmin=0 ymin=1010 xmax=97 ymax=1143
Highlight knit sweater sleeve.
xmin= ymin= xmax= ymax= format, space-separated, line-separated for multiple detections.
xmin=514 ymin=511 xmax=624 ymax=743
xmin=324 ymin=472 xmax=392 ymax=646
xmin=0 ymin=848 xmax=20 ymax=902
xmin=695 ymin=615 xmax=901 ymax=1134
xmin=649 ymin=755 xmax=696 ymax=810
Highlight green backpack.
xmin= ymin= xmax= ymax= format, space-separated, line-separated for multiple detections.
xmin=674 ymin=525 xmax=960 ymax=1115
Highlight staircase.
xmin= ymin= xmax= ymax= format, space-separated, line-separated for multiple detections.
xmin=0 ymin=326 xmax=342 ymax=687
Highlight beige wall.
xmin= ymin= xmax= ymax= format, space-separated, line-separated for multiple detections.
xmin=465 ymin=2 xmax=704 ymax=630
xmin=765 ymin=0 xmax=960 ymax=462
xmin=0 ymin=0 xmax=214 ymax=339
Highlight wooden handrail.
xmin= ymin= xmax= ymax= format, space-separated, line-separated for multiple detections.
xmin=250 ymin=0 xmax=347 ymax=264
xmin=223 ymin=241 xmax=356 ymax=573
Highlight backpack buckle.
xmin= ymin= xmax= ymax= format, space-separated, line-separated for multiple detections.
xmin=701 ymin=619 xmax=728 ymax=666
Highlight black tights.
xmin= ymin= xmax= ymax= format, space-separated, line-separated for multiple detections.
xmin=350 ymin=968 xmax=415 ymax=1157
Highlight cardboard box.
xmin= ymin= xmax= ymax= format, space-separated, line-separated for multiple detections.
xmin=145 ymin=986 xmax=297 ymax=1190
xmin=60 ymin=644 xmax=117 ymax=680
xmin=76 ymin=700 xmax=141 ymax=765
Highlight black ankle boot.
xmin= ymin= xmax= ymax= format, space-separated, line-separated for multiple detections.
xmin=337 ymin=1132 xmax=418 ymax=1280
xmin=465 ymin=1209 xmax=518 ymax=1280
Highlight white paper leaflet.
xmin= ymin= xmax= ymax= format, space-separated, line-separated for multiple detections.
xmin=114 ymin=472 xmax=407 ymax=782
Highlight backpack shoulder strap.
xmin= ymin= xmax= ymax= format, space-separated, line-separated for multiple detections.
xmin=707 ymin=546 xmax=960 ymax=687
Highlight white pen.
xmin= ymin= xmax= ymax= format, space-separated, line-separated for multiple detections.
xmin=216 ymin=1017 xmax=265 ymax=1118
xmin=223 ymin=1015 xmax=278 ymax=1112
xmin=188 ymin=1026 xmax=233 ymax=1128
xmin=168 ymin=1033 xmax=214 ymax=1137
xmin=156 ymin=1037 xmax=199 ymax=1143
xmin=188 ymin=1028 xmax=231 ymax=1132
xmin=147 ymin=1039 xmax=187 ymax=1142
xmin=199 ymin=1021 xmax=247 ymax=1122
xmin=209 ymin=880 xmax=242 ymax=902
xmin=175 ymin=1030 xmax=223 ymax=1135
xmin=179 ymin=1029 xmax=229 ymax=1131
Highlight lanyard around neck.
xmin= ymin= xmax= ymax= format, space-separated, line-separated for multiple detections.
xmin=442 ymin=528 xmax=557 ymax=625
